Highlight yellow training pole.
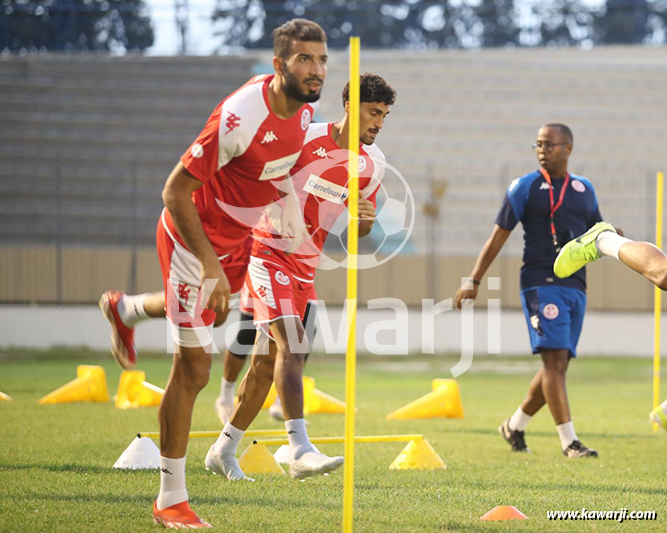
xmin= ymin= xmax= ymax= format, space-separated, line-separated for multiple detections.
xmin=137 ymin=429 xmax=287 ymax=439
xmin=253 ymin=434 xmax=424 ymax=446
xmin=654 ymin=171 xmax=663 ymax=431
xmin=343 ymin=35 xmax=360 ymax=533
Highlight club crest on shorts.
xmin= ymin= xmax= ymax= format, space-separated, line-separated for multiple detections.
xmin=543 ymin=303 xmax=559 ymax=320
xmin=275 ymin=271 xmax=290 ymax=286
xmin=571 ymin=180 xmax=586 ymax=193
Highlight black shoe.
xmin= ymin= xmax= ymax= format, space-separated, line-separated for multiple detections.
xmin=498 ymin=419 xmax=530 ymax=452
xmin=562 ymin=440 xmax=598 ymax=458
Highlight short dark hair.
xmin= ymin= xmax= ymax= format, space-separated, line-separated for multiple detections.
xmin=544 ymin=123 xmax=574 ymax=144
xmin=272 ymin=19 xmax=327 ymax=59
xmin=342 ymin=73 xmax=397 ymax=108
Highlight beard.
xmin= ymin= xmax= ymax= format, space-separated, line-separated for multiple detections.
xmin=282 ymin=63 xmax=322 ymax=103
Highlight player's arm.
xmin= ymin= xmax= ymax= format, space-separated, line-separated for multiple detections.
xmin=274 ymin=177 xmax=309 ymax=253
xmin=454 ymin=224 xmax=511 ymax=309
xmin=162 ymin=161 xmax=231 ymax=316
xmin=358 ymin=191 xmax=375 ymax=238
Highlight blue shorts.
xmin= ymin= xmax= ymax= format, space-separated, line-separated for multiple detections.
xmin=520 ymin=285 xmax=587 ymax=357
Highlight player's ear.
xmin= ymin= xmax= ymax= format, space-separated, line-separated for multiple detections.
xmin=344 ymin=101 xmax=350 ymax=114
xmin=273 ymin=56 xmax=285 ymax=77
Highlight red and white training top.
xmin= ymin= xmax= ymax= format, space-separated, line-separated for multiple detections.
xmin=251 ymin=122 xmax=385 ymax=279
xmin=162 ymin=74 xmax=318 ymax=256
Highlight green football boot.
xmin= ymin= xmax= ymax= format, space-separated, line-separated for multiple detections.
xmin=553 ymin=221 xmax=617 ymax=278
xmin=649 ymin=405 xmax=667 ymax=432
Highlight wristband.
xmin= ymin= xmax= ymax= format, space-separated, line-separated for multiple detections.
xmin=470 ymin=278 xmax=481 ymax=286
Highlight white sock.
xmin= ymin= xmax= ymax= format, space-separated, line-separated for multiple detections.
xmin=156 ymin=456 xmax=187 ymax=510
xmin=596 ymin=232 xmax=631 ymax=260
xmin=272 ymin=395 xmax=282 ymax=409
xmin=508 ymin=407 xmax=532 ymax=432
xmin=117 ymin=293 xmax=150 ymax=327
xmin=556 ymin=421 xmax=578 ymax=450
xmin=285 ymin=418 xmax=316 ymax=459
xmin=219 ymin=378 xmax=235 ymax=405
xmin=212 ymin=423 xmax=245 ymax=456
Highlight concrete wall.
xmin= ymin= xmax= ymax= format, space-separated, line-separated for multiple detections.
xmin=0 ymin=245 xmax=658 ymax=311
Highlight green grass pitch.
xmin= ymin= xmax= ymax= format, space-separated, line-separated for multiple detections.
xmin=0 ymin=348 xmax=665 ymax=532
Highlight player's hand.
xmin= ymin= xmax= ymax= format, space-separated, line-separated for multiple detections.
xmin=455 ymin=279 xmax=479 ymax=310
xmin=357 ymin=191 xmax=376 ymax=221
xmin=280 ymin=193 xmax=310 ymax=253
xmin=199 ymin=260 xmax=231 ymax=323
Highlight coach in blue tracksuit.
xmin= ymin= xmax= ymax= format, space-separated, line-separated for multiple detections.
xmin=455 ymin=123 xmax=602 ymax=458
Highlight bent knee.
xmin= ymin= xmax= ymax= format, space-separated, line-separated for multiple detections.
xmin=180 ymin=359 xmax=211 ymax=391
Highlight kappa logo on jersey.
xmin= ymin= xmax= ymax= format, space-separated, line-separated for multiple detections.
xmin=543 ymin=303 xmax=559 ymax=320
xmin=190 ymin=143 xmax=204 ymax=159
xmin=275 ymin=271 xmax=290 ymax=286
xmin=313 ymin=147 xmax=328 ymax=159
xmin=301 ymin=108 xmax=311 ymax=131
xmin=303 ymin=174 xmax=349 ymax=204
xmin=260 ymin=152 xmax=300 ymax=181
xmin=571 ymin=180 xmax=586 ymax=193
xmin=261 ymin=131 xmax=278 ymax=144
xmin=225 ymin=111 xmax=241 ymax=135
xmin=540 ymin=182 xmax=552 ymax=190
xmin=177 ymin=283 xmax=191 ymax=304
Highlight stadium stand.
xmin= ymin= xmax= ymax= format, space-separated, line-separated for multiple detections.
xmin=1 ymin=47 xmax=666 ymax=308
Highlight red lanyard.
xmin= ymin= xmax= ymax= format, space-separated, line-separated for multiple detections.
xmin=539 ymin=168 xmax=570 ymax=249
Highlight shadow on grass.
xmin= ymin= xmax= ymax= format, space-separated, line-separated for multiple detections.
xmin=0 ymin=463 xmax=154 ymax=475
xmin=441 ymin=427 xmax=657 ymax=440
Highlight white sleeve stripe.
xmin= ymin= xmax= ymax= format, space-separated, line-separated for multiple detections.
xmin=217 ymin=81 xmax=270 ymax=169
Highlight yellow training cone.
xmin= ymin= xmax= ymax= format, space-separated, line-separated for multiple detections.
xmin=115 ymin=370 xmax=164 ymax=409
xmin=260 ymin=383 xmax=279 ymax=410
xmin=389 ymin=438 xmax=446 ymax=470
xmin=480 ymin=506 xmax=527 ymax=521
xmin=0 ymin=391 xmax=12 ymax=402
xmin=304 ymin=388 xmax=347 ymax=414
xmin=302 ymin=376 xmax=349 ymax=415
xmin=238 ymin=444 xmax=285 ymax=475
xmin=39 ymin=365 xmax=109 ymax=405
xmin=386 ymin=379 xmax=464 ymax=420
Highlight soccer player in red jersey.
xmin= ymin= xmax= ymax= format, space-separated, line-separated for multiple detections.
xmin=206 ymin=73 xmax=396 ymax=479
xmin=214 ymin=283 xmax=319 ymax=424
xmin=102 ymin=19 xmax=328 ymax=529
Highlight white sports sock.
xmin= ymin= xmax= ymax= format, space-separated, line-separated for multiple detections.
xmin=219 ymin=378 xmax=235 ymax=405
xmin=285 ymin=418 xmax=316 ymax=459
xmin=117 ymin=293 xmax=150 ymax=327
xmin=212 ymin=423 xmax=245 ymax=456
xmin=508 ymin=407 xmax=532 ymax=432
xmin=156 ymin=456 xmax=188 ymax=510
xmin=596 ymin=232 xmax=631 ymax=260
xmin=556 ymin=421 xmax=578 ymax=450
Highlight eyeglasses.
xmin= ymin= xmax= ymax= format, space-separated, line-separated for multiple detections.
xmin=532 ymin=142 xmax=568 ymax=151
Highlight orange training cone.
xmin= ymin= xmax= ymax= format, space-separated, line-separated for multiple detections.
xmin=238 ymin=444 xmax=285 ymax=475
xmin=39 ymin=365 xmax=109 ymax=405
xmin=115 ymin=370 xmax=164 ymax=409
xmin=0 ymin=391 xmax=12 ymax=402
xmin=386 ymin=379 xmax=464 ymax=420
xmin=480 ymin=506 xmax=527 ymax=521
